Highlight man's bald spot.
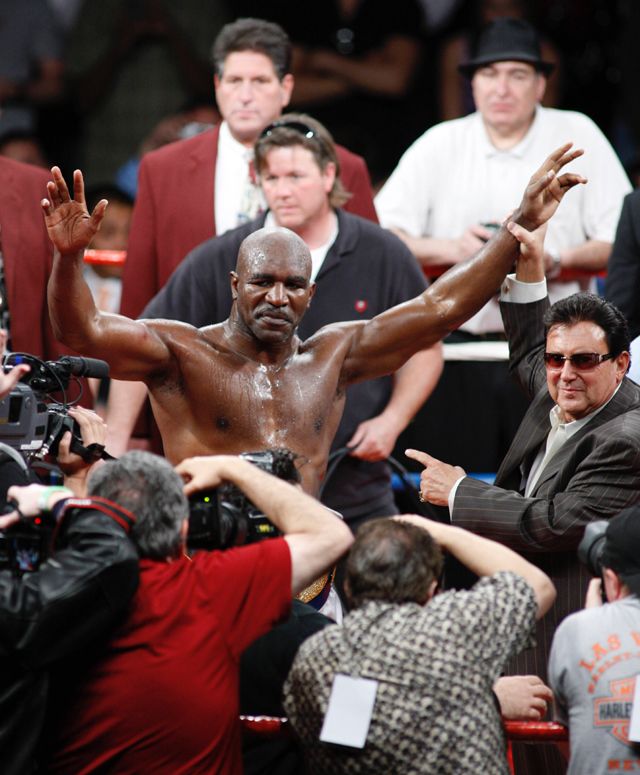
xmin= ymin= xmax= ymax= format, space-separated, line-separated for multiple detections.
xmin=236 ymin=228 xmax=312 ymax=282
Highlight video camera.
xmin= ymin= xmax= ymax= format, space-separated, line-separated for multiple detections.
xmin=0 ymin=353 xmax=109 ymax=459
xmin=0 ymin=352 xmax=110 ymax=576
xmin=187 ymin=449 xmax=299 ymax=551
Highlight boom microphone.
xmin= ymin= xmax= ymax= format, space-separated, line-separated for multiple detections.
xmin=57 ymin=356 xmax=110 ymax=380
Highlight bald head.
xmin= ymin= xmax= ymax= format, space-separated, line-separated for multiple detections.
xmin=231 ymin=228 xmax=316 ymax=345
xmin=236 ymin=228 xmax=312 ymax=280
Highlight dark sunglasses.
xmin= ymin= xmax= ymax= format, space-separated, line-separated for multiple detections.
xmin=259 ymin=120 xmax=317 ymax=140
xmin=543 ymin=352 xmax=615 ymax=371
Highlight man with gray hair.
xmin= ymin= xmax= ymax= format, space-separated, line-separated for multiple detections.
xmin=44 ymin=450 xmax=352 ymax=774
xmin=284 ymin=516 xmax=555 ymax=774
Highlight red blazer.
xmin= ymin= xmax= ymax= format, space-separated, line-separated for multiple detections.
xmin=0 ymin=157 xmax=92 ymax=403
xmin=121 ymin=125 xmax=378 ymax=317
xmin=0 ymin=157 xmax=53 ymax=358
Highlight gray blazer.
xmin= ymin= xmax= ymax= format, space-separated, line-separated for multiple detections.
xmin=453 ymin=296 xmax=640 ymax=679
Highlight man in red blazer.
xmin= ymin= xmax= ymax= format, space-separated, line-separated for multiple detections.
xmin=0 ymin=156 xmax=54 ymax=358
xmin=0 ymin=157 xmax=94 ymax=412
xmin=109 ymin=18 xmax=378 ymax=451
xmin=0 ymin=157 xmax=86 ymax=367
xmin=120 ymin=18 xmax=377 ymax=321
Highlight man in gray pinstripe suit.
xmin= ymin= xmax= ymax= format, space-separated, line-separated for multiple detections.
xmin=408 ymin=220 xmax=640 ymax=687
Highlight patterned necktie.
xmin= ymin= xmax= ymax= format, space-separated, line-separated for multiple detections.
xmin=237 ymin=157 xmax=263 ymax=225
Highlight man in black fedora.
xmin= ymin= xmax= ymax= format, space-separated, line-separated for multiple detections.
xmin=375 ymin=17 xmax=630 ymax=475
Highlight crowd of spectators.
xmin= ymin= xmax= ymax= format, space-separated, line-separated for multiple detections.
xmin=1 ymin=3 xmax=640 ymax=774
xmin=1 ymin=1 xmax=636 ymax=183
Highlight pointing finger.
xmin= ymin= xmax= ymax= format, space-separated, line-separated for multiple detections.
xmin=405 ymin=448 xmax=433 ymax=467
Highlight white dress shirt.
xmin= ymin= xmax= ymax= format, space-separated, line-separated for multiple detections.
xmin=214 ymin=121 xmax=266 ymax=235
xmin=376 ymin=106 xmax=631 ymax=336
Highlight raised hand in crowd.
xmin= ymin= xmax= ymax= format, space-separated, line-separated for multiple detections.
xmin=516 ymin=143 xmax=586 ymax=230
xmin=42 ymin=167 xmax=107 ymax=256
xmin=506 ymin=218 xmax=548 ymax=282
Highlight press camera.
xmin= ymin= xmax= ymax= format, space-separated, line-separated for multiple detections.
xmin=577 ymin=520 xmax=608 ymax=578
xmin=578 ymin=519 xmax=609 ymax=601
xmin=187 ymin=449 xmax=299 ymax=551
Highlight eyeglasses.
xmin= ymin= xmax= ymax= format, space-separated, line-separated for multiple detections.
xmin=259 ymin=120 xmax=317 ymax=140
xmin=543 ymin=352 xmax=615 ymax=371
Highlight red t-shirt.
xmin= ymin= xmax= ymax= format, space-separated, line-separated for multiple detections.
xmin=47 ymin=538 xmax=291 ymax=774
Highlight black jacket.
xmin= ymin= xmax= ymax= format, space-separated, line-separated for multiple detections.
xmin=0 ymin=497 xmax=139 ymax=775
xmin=605 ymin=188 xmax=640 ymax=340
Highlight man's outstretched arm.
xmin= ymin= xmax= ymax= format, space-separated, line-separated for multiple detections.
xmin=397 ymin=515 xmax=556 ymax=619
xmin=44 ymin=167 xmax=173 ymax=380
xmin=341 ymin=144 xmax=586 ymax=384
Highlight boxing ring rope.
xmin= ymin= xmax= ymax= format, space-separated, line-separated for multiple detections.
xmin=83 ymin=249 xmax=127 ymax=266
xmin=240 ymin=715 xmax=569 ymax=773
xmin=83 ymin=248 xmax=605 ymax=285
xmin=423 ymin=263 xmax=606 ymax=282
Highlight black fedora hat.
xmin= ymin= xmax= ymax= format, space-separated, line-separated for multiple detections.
xmin=458 ymin=18 xmax=554 ymax=78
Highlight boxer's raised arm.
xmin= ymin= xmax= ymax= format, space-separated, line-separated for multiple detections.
xmin=341 ymin=143 xmax=586 ymax=384
xmin=44 ymin=167 xmax=173 ymax=380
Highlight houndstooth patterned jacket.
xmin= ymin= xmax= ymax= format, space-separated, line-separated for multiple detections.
xmin=284 ymin=571 xmax=537 ymax=774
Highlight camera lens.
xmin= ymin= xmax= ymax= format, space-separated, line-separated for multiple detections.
xmin=577 ymin=520 xmax=608 ymax=577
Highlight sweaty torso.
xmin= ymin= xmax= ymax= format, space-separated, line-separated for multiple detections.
xmin=145 ymin=322 xmax=354 ymax=494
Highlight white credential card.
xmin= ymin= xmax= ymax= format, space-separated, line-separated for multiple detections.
xmin=320 ymin=673 xmax=378 ymax=749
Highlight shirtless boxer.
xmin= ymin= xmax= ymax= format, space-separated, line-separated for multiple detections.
xmin=44 ymin=144 xmax=584 ymax=493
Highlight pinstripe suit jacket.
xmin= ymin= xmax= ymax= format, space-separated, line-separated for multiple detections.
xmin=452 ymin=296 xmax=640 ymax=680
